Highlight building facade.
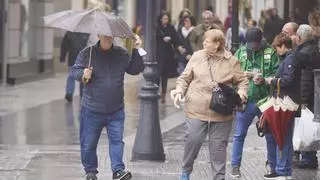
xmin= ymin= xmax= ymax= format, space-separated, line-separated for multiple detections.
xmin=1 ymin=0 xmax=319 ymax=85
xmin=1 ymin=0 xmax=56 ymax=85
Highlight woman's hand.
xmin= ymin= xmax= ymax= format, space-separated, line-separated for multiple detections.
xmin=264 ymin=77 xmax=274 ymax=85
xmin=170 ymin=89 xmax=185 ymax=109
xmin=238 ymin=92 xmax=248 ymax=104
xmin=178 ymin=46 xmax=186 ymax=54
xmin=186 ymin=55 xmax=192 ymax=60
xmin=163 ymin=36 xmax=171 ymax=42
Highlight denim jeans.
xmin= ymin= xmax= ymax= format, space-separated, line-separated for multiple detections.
xmin=66 ymin=67 xmax=75 ymax=95
xmin=265 ymin=120 xmax=294 ymax=176
xmin=80 ymin=106 xmax=125 ymax=174
xmin=231 ymin=102 xmax=261 ymax=167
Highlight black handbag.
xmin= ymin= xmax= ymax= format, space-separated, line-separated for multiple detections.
xmin=208 ymin=61 xmax=242 ymax=116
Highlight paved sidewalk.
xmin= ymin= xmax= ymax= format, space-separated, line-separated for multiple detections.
xmin=1 ymin=74 xmax=320 ymax=180
xmin=15 ymin=111 xmax=320 ymax=180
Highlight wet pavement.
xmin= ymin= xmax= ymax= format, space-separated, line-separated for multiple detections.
xmin=0 ymin=73 xmax=180 ymax=180
xmin=1 ymin=73 xmax=320 ymax=180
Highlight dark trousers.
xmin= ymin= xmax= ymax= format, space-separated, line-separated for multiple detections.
xmin=155 ymin=77 xmax=168 ymax=93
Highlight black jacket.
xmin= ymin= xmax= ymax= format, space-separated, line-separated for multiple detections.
xmin=156 ymin=24 xmax=179 ymax=78
xmin=263 ymin=16 xmax=284 ymax=44
xmin=177 ymin=28 xmax=193 ymax=63
xmin=60 ymin=31 xmax=89 ymax=67
xmin=295 ymin=39 xmax=320 ymax=112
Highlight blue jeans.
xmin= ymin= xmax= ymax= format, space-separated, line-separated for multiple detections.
xmin=66 ymin=67 xmax=75 ymax=95
xmin=80 ymin=107 xmax=125 ymax=174
xmin=265 ymin=120 xmax=294 ymax=176
xmin=231 ymin=102 xmax=261 ymax=167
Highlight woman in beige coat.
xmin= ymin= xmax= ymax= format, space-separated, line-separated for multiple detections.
xmin=171 ymin=29 xmax=249 ymax=180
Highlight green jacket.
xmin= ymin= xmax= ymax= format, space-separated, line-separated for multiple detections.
xmin=235 ymin=45 xmax=279 ymax=103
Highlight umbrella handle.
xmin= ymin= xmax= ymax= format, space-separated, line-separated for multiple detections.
xmin=84 ymin=46 xmax=93 ymax=84
xmin=277 ymin=79 xmax=281 ymax=97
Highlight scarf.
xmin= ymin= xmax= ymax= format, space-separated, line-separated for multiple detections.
xmin=181 ymin=27 xmax=194 ymax=38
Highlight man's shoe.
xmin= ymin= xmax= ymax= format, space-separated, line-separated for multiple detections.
xmin=65 ymin=94 xmax=73 ymax=102
xmin=86 ymin=172 xmax=97 ymax=180
xmin=113 ymin=170 xmax=132 ymax=180
xmin=231 ymin=166 xmax=241 ymax=178
xmin=180 ymin=171 xmax=190 ymax=180
xmin=263 ymin=173 xmax=286 ymax=180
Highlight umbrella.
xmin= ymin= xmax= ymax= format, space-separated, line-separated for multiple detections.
xmin=259 ymin=79 xmax=299 ymax=157
xmin=43 ymin=8 xmax=135 ymax=39
xmin=43 ymin=8 xmax=136 ymax=83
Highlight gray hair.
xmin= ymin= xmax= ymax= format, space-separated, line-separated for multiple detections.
xmin=297 ymin=24 xmax=314 ymax=42
xmin=202 ymin=10 xmax=214 ymax=18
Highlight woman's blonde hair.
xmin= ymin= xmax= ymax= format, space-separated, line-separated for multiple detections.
xmin=203 ymin=29 xmax=225 ymax=52
xmin=88 ymin=0 xmax=112 ymax=12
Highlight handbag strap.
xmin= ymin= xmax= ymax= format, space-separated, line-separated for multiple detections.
xmin=207 ymin=58 xmax=217 ymax=83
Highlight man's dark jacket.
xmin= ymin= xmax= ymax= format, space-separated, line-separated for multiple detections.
xmin=60 ymin=31 xmax=90 ymax=67
xmin=295 ymin=39 xmax=320 ymax=112
xmin=72 ymin=42 xmax=144 ymax=114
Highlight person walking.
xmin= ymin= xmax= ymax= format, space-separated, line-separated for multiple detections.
xmin=230 ymin=27 xmax=279 ymax=178
xmin=189 ymin=10 xmax=223 ymax=52
xmin=71 ymin=35 xmax=144 ymax=180
xmin=263 ymin=33 xmax=301 ymax=179
xmin=176 ymin=15 xmax=196 ymax=74
xmin=171 ymin=29 xmax=249 ymax=180
xmin=60 ymin=31 xmax=89 ymax=101
xmin=295 ymin=24 xmax=320 ymax=170
xmin=263 ymin=8 xmax=285 ymax=45
xmin=156 ymin=11 xmax=180 ymax=103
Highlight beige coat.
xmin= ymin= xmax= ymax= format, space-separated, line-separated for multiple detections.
xmin=175 ymin=50 xmax=249 ymax=122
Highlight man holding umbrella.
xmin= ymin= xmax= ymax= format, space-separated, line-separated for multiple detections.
xmin=72 ymin=34 xmax=143 ymax=180
xmin=44 ymin=8 xmax=145 ymax=180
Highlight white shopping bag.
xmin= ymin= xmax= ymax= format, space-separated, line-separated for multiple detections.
xmin=293 ymin=108 xmax=320 ymax=151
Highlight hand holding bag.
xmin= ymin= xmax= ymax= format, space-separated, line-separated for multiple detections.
xmin=208 ymin=60 xmax=242 ymax=116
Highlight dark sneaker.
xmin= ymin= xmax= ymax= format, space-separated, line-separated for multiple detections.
xmin=65 ymin=94 xmax=73 ymax=102
xmin=231 ymin=166 xmax=241 ymax=178
xmin=263 ymin=173 xmax=286 ymax=180
xmin=113 ymin=170 xmax=132 ymax=180
xmin=86 ymin=172 xmax=97 ymax=180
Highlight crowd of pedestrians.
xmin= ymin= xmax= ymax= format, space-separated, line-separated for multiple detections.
xmin=58 ymin=0 xmax=320 ymax=179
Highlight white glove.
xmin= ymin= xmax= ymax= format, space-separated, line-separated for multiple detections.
xmin=170 ymin=89 xmax=185 ymax=109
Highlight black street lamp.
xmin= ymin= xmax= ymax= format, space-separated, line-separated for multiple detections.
xmin=314 ymin=69 xmax=320 ymax=122
xmin=231 ymin=0 xmax=240 ymax=54
xmin=131 ymin=0 xmax=165 ymax=162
